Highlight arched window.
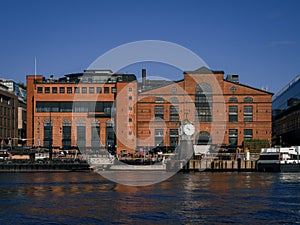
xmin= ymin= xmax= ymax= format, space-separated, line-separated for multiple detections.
xmin=229 ymin=96 xmax=238 ymax=103
xmin=195 ymin=83 xmax=212 ymax=122
xmin=62 ymin=119 xmax=71 ymax=126
xmin=155 ymin=97 xmax=165 ymax=103
xmin=244 ymin=96 xmax=253 ymax=103
xmin=196 ymin=82 xmax=212 ymax=94
xmin=170 ymin=97 xmax=179 ymax=104
xmin=196 ymin=131 xmax=212 ymax=145
xmin=77 ymin=119 xmax=86 ymax=126
xmin=44 ymin=119 xmax=52 ymax=126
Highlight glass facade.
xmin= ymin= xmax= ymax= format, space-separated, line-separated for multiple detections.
xmin=273 ymin=75 xmax=300 ymax=115
xmin=272 ymin=75 xmax=300 ymax=146
xmin=36 ymin=101 xmax=113 ymax=113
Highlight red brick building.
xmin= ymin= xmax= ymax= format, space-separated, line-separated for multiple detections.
xmin=137 ymin=67 xmax=273 ymax=152
xmin=0 ymin=85 xmax=18 ymax=147
xmin=26 ymin=67 xmax=272 ymax=156
xmin=26 ymin=70 xmax=136 ymax=155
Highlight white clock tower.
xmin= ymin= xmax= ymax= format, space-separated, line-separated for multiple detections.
xmin=178 ymin=119 xmax=195 ymax=162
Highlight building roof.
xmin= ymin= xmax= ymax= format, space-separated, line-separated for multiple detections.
xmin=273 ymin=74 xmax=300 ymax=100
xmin=35 ymin=70 xmax=137 ymax=84
xmin=224 ymin=80 xmax=274 ymax=95
xmin=184 ymin=66 xmax=224 ymax=74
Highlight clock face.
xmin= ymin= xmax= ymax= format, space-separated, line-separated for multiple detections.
xmin=183 ymin=123 xmax=195 ymax=136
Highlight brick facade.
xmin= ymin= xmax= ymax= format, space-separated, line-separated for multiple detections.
xmin=0 ymin=87 xmax=18 ymax=147
xmin=26 ymin=67 xmax=272 ymax=156
xmin=136 ymin=67 xmax=272 ymax=151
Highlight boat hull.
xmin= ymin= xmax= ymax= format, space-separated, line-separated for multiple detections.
xmin=257 ymin=162 xmax=280 ymax=172
xmin=257 ymin=162 xmax=300 ymax=172
xmin=280 ymin=163 xmax=300 ymax=172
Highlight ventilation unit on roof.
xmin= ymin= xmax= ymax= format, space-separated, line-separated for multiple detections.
xmin=226 ymin=74 xmax=239 ymax=83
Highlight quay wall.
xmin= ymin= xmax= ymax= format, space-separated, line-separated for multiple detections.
xmin=188 ymin=159 xmax=257 ymax=171
xmin=0 ymin=163 xmax=90 ymax=172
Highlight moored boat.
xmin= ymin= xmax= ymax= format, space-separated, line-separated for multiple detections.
xmin=257 ymin=146 xmax=300 ymax=172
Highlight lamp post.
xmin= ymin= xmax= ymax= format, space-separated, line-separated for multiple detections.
xmin=49 ymin=110 xmax=52 ymax=161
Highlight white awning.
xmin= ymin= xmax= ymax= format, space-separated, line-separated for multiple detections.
xmin=193 ymin=145 xmax=210 ymax=156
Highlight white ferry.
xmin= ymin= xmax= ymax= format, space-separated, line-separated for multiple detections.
xmin=257 ymin=146 xmax=300 ymax=172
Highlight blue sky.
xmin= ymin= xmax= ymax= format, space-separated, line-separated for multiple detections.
xmin=0 ymin=0 xmax=299 ymax=94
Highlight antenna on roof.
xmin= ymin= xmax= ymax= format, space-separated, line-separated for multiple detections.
xmin=34 ymin=57 xmax=37 ymax=77
xmin=261 ymin=85 xmax=269 ymax=91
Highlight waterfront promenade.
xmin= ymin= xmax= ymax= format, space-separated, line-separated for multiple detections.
xmin=0 ymin=158 xmax=256 ymax=172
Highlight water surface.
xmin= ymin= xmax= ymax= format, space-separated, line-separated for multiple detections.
xmin=0 ymin=172 xmax=299 ymax=224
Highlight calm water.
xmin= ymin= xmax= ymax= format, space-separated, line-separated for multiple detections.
xmin=0 ymin=171 xmax=299 ymax=224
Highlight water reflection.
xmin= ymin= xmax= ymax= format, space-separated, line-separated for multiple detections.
xmin=279 ymin=173 xmax=300 ymax=183
xmin=0 ymin=172 xmax=299 ymax=224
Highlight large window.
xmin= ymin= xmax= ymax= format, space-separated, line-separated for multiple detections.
xmin=229 ymin=129 xmax=238 ymax=146
xmin=62 ymin=120 xmax=71 ymax=149
xmin=96 ymin=87 xmax=102 ymax=93
xmin=195 ymin=83 xmax=212 ymax=122
xmin=43 ymin=120 xmax=52 ymax=148
xmin=106 ymin=120 xmax=115 ymax=153
xmin=229 ymin=106 xmax=238 ymax=122
xmin=170 ymin=106 xmax=179 ymax=121
xmin=67 ymin=87 xmax=72 ymax=94
xmin=60 ymin=87 xmax=65 ymax=93
xmin=155 ymin=129 xmax=164 ymax=146
xmin=169 ymin=129 xmax=178 ymax=147
xmin=155 ymin=106 xmax=164 ymax=120
xmin=170 ymin=97 xmax=179 ymax=104
xmin=244 ymin=97 xmax=253 ymax=103
xmin=36 ymin=101 xmax=113 ymax=113
xmin=76 ymin=120 xmax=86 ymax=148
xmin=45 ymin=87 xmax=50 ymax=94
xmin=244 ymin=106 xmax=253 ymax=122
xmin=91 ymin=120 xmax=100 ymax=149
xmin=196 ymin=131 xmax=211 ymax=145
xmin=155 ymin=97 xmax=165 ymax=103
xmin=229 ymin=96 xmax=238 ymax=103
xmin=104 ymin=87 xmax=110 ymax=93
xmin=244 ymin=129 xmax=253 ymax=140
xmin=82 ymin=87 xmax=87 ymax=93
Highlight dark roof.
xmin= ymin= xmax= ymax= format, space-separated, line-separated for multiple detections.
xmin=64 ymin=73 xmax=84 ymax=78
xmin=139 ymin=79 xmax=184 ymax=93
xmin=184 ymin=66 xmax=224 ymax=74
xmin=224 ymin=80 xmax=274 ymax=95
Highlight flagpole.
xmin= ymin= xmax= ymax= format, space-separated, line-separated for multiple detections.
xmin=34 ymin=57 xmax=37 ymax=77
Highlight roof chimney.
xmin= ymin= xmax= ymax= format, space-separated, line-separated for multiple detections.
xmin=142 ymin=69 xmax=146 ymax=88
